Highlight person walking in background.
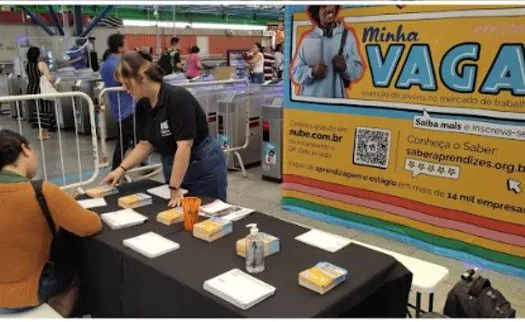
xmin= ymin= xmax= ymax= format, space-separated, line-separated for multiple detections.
xmin=292 ymin=5 xmax=364 ymax=98
xmin=25 ymin=46 xmax=56 ymax=141
xmin=0 ymin=130 xmax=102 ymax=317
xmin=158 ymin=37 xmax=183 ymax=75
xmin=245 ymin=43 xmax=265 ymax=84
xmin=100 ymin=34 xmax=137 ymax=170
xmin=185 ymin=46 xmax=203 ymax=80
xmin=274 ymin=44 xmax=284 ymax=79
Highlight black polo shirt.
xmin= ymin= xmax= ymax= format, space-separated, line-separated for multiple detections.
xmin=135 ymin=82 xmax=209 ymax=156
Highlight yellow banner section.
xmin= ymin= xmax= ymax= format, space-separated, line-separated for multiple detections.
xmin=292 ymin=5 xmax=525 ymax=20
xmin=283 ymin=189 xmax=525 ymax=258
xmin=283 ymin=109 xmax=525 ymax=225
xmin=291 ymin=6 xmax=525 ymax=117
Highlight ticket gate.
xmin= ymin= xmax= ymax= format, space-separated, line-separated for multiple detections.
xmin=186 ymin=80 xmax=248 ymax=139
xmin=71 ymin=77 xmax=99 ymax=135
xmin=261 ymin=95 xmax=284 ymax=182
xmin=217 ymin=83 xmax=283 ymax=170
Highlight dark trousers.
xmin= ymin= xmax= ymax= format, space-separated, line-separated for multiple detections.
xmin=112 ymin=115 xmax=136 ymax=170
xmin=162 ymin=135 xmax=228 ymax=201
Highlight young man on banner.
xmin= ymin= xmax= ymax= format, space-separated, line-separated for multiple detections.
xmin=292 ymin=5 xmax=364 ymax=99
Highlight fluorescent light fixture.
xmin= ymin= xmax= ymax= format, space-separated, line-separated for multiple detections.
xmin=122 ymin=19 xmax=267 ymax=31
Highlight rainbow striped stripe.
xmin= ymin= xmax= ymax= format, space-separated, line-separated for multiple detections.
xmin=282 ymin=175 xmax=525 ymax=273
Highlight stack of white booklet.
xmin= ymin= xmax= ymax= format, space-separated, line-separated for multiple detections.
xmin=295 ymin=229 xmax=351 ymax=253
xmin=123 ymin=232 xmax=180 ymax=259
xmin=203 ymin=269 xmax=276 ymax=310
xmin=146 ymin=185 xmax=188 ymax=200
xmin=77 ymin=198 xmax=107 ymax=209
xmin=200 ymin=200 xmax=254 ymax=222
xmin=100 ymin=208 xmax=148 ymax=230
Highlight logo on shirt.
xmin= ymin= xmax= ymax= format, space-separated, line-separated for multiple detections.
xmin=160 ymin=121 xmax=172 ymax=137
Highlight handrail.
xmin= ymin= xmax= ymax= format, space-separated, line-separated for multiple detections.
xmin=0 ymin=91 xmax=100 ymax=191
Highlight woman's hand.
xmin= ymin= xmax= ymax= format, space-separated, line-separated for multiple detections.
xmin=101 ymin=167 xmax=125 ymax=187
xmin=168 ymin=188 xmax=184 ymax=208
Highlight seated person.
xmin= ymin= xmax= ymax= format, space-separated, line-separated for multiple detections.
xmin=0 ymin=130 xmax=102 ymax=317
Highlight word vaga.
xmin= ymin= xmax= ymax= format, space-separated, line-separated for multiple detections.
xmin=366 ymin=43 xmax=525 ymax=96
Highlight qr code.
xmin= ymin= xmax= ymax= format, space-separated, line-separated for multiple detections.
xmin=353 ymin=127 xmax=392 ymax=169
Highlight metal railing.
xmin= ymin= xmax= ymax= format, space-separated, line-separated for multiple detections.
xmin=0 ymin=91 xmax=99 ymax=191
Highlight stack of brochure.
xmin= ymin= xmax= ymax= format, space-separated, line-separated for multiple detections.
xmin=203 ymin=269 xmax=276 ymax=310
xmin=193 ymin=217 xmax=233 ymax=242
xmin=86 ymin=185 xmax=119 ymax=198
xmin=123 ymin=232 xmax=180 ymax=258
xmin=100 ymin=208 xmax=148 ymax=230
xmin=299 ymin=262 xmax=348 ymax=295
xmin=295 ymin=229 xmax=351 ymax=253
xmin=156 ymin=208 xmax=184 ymax=226
xmin=118 ymin=193 xmax=153 ymax=209
xmin=236 ymin=233 xmax=280 ymax=258
xmin=146 ymin=185 xmax=188 ymax=200
xmin=200 ymin=200 xmax=254 ymax=222
xmin=77 ymin=198 xmax=107 ymax=209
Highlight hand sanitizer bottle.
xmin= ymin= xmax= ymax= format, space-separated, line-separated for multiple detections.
xmin=245 ymin=223 xmax=264 ymax=274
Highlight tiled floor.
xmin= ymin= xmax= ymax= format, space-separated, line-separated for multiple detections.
xmin=1 ymin=115 xmax=524 ymax=317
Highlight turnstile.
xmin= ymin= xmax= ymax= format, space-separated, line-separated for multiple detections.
xmin=71 ymin=76 xmax=99 ymax=135
xmin=187 ymin=81 xmax=248 ymax=139
xmin=94 ymin=82 xmax=119 ymax=140
xmin=261 ymin=95 xmax=284 ymax=182
xmin=54 ymin=70 xmax=100 ymax=132
xmin=218 ymin=83 xmax=283 ymax=170
xmin=7 ymin=73 xmax=24 ymax=118
xmin=0 ymin=74 xmax=10 ymax=115
xmin=54 ymin=77 xmax=75 ymax=130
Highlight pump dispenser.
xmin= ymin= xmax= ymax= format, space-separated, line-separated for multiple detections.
xmin=245 ymin=223 xmax=265 ymax=273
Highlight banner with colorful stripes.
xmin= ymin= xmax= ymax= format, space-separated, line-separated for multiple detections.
xmin=283 ymin=5 xmax=525 ymax=277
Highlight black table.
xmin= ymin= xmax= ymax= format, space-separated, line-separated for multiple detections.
xmin=76 ymin=180 xmax=412 ymax=317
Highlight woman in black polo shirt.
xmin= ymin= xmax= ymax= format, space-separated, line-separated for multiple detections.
xmin=102 ymin=51 xmax=227 ymax=206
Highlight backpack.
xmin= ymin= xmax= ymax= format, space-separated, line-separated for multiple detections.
xmin=443 ymin=269 xmax=516 ymax=318
xmin=338 ymin=27 xmax=351 ymax=89
xmin=157 ymin=50 xmax=174 ymax=76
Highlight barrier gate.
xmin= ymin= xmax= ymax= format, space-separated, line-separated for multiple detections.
xmin=0 ymin=91 xmax=100 ymax=191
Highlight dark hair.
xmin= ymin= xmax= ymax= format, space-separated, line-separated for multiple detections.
xmin=0 ymin=130 xmax=29 ymax=169
xmin=275 ymin=44 xmax=283 ymax=52
xmin=108 ymin=33 xmax=125 ymax=54
xmin=307 ymin=5 xmax=341 ymax=26
xmin=116 ymin=50 xmax=164 ymax=83
xmin=254 ymin=42 xmax=263 ymax=52
xmin=190 ymin=46 xmax=200 ymax=54
xmin=170 ymin=37 xmax=180 ymax=46
xmin=102 ymin=49 xmax=111 ymax=61
xmin=26 ymin=46 xmax=40 ymax=63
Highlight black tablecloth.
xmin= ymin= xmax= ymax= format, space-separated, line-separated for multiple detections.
xmin=76 ymin=180 xmax=412 ymax=317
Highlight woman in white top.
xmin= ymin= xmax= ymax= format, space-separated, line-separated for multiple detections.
xmin=247 ymin=43 xmax=265 ymax=84
xmin=274 ymin=44 xmax=284 ymax=79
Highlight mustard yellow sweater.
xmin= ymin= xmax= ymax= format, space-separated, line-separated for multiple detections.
xmin=0 ymin=171 xmax=102 ymax=308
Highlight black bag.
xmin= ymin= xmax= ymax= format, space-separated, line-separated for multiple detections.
xmin=443 ymin=269 xmax=516 ymax=318
xmin=157 ymin=50 xmax=173 ymax=76
xmin=31 ymin=180 xmax=74 ymax=268
xmin=338 ymin=27 xmax=351 ymax=89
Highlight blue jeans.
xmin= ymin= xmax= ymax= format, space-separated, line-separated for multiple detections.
xmin=251 ymin=72 xmax=265 ymax=84
xmin=162 ymin=135 xmax=227 ymax=201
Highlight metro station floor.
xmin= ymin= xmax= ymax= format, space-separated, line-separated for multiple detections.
xmin=1 ymin=115 xmax=523 ymax=317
